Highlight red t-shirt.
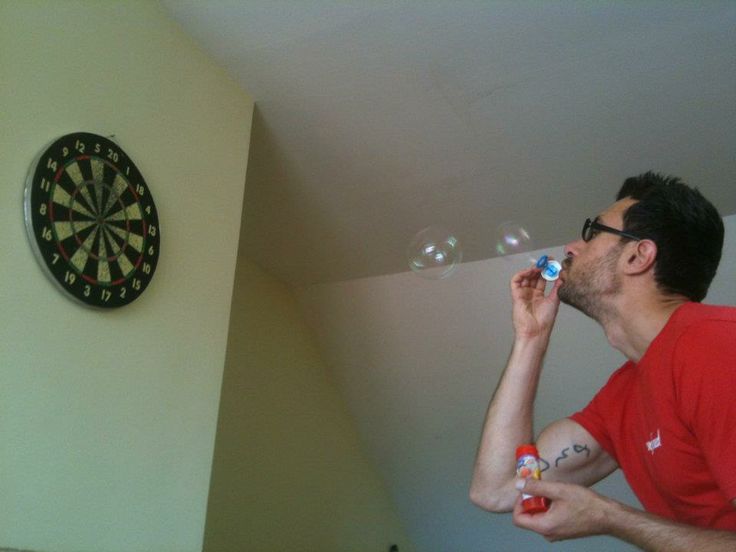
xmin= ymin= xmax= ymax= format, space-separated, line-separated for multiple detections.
xmin=570 ymin=302 xmax=736 ymax=529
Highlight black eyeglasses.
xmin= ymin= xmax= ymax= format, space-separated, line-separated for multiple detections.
xmin=582 ymin=218 xmax=641 ymax=242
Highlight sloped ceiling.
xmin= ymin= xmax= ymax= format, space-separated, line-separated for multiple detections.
xmin=163 ymin=1 xmax=736 ymax=286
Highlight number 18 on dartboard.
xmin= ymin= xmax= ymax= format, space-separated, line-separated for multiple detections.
xmin=24 ymin=132 xmax=160 ymax=308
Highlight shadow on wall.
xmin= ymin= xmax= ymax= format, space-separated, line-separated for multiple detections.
xmin=238 ymin=105 xmax=332 ymax=284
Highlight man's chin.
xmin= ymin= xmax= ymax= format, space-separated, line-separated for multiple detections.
xmin=557 ymin=278 xmax=570 ymax=299
xmin=558 ymin=286 xmax=570 ymax=305
xmin=558 ymin=284 xmax=580 ymax=310
xmin=558 ymin=289 xmax=600 ymax=321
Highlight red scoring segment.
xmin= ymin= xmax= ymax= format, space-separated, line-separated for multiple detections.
xmin=46 ymin=155 xmax=147 ymax=287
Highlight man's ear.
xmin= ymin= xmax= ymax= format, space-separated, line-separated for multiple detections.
xmin=623 ymin=239 xmax=657 ymax=275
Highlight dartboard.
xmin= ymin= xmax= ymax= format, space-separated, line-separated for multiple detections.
xmin=24 ymin=132 xmax=160 ymax=308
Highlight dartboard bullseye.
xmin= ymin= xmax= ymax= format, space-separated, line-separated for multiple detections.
xmin=24 ymin=132 xmax=160 ymax=308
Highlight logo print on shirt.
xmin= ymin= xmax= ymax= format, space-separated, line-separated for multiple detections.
xmin=646 ymin=429 xmax=662 ymax=454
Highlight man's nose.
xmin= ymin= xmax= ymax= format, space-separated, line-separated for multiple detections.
xmin=563 ymin=239 xmax=583 ymax=259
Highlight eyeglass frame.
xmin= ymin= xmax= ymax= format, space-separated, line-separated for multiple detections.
xmin=582 ymin=217 xmax=641 ymax=242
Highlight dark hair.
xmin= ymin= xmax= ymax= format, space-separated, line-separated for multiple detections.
xmin=616 ymin=171 xmax=724 ymax=302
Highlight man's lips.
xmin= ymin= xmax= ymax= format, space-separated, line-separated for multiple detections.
xmin=559 ymin=259 xmax=571 ymax=280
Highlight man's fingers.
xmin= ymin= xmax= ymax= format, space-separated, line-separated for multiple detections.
xmin=534 ymin=270 xmax=548 ymax=291
xmin=511 ymin=493 xmax=524 ymax=516
xmin=512 ymin=267 xmax=538 ymax=284
xmin=547 ymin=278 xmax=562 ymax=302
xmin=516 ymin=477 xmax=563 ymax=500
xmin=512 ymin=494 xmax=550 ymax=534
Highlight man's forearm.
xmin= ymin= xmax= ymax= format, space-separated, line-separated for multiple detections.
xmin=514 ymin=478 xmax=736 ymax=547
xmin=470 ymin=335 xmax=551 ymax=511
xmin=607 ymin=500 xmax=736 ymax=551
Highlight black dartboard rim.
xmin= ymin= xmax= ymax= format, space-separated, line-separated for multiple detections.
xmin=24 ymin=132 xmax=160 ymax=308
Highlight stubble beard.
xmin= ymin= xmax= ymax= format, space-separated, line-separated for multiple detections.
xmin=558 ymin=246 xmax=623 ymax=324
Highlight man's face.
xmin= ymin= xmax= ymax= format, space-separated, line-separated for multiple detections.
xmin=558 ymin=199 xmax=637 ymax=321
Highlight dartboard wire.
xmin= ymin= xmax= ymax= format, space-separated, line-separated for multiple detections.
xmin=112 ymin=205 xmax=144 ymax=265
xmin=50 ymin=185 xmax=97 ymax=260
xmin=105 ymin=220 xmax=133 ymax=240
xmin=94 ymin=182 xmax=105 ymax=216
xmin=50 ymin=167 xmax=96 ymax=222
xmin=101 ymin=227 xmax=125 ymax=284
xmin=102 ymin=173 xmax=129 ymax=218
xmin=103 ymin=197 xmax=134 ymax=256
xmin=54 ymin=168 xmax=118 ymax=267
xmin=54 ymin=171 xmax=96 ymax=224
xmin=90 ymin=157 xmax=106 ymax=188
xmin=70 ymin=229 xmax=97 ymax=275
xmin=115 ymin=251 xmax=136 ymax=281
xmin=56 ymin=219 xmax=94 ymax=243
xmin=79 ymin=227 xmax=102 ymax=285
xmin=108 ymin=219 xmax=146 ymax=271
xmin=105 ymin=200 xmax=133 ymax=222
xmin=48 ymin=197 xmax=84 ymax=265
xmin=68 ymin=172 xmax=99 ymax=219
xmin=52 ymin=185 xmax=95 ymax=220
xmin=25 ymin=133 xmax=159 ymax=309
xmin=63 ymin=159 xmax=86 ymax=190
xmin=65 ymin=156 xmax=115 ymax=219
xmin=50 ymin=181 xmax=95 ymax=223
xmin=103 ymin=225 xmax=122 ymax=258
xmin=107 ymin=224 xmax=144 ymax=260
xmin=60 ymin=220 xmax=98 ymax=268
xmin=97 ymin=229 xmax=111 ymax=285
xmin=108 ymin=225 xmax=135 ymax=265
xmin=104 ymin=224 xmax=130 ymax=270
xmin=72 ymin=218 xmax=100 ymax=255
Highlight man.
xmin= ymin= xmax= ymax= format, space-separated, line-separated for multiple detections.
xmin=470 ymin=172 xmax=736 ymax=550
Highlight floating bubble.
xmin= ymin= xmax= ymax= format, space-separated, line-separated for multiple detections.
xmin=407 ymin=226 xmax=463 ymax=280
xmin=495 ymin=221 xmax=535 ymax=260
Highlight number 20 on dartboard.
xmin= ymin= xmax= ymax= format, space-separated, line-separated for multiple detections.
xmin=24 ymin=132 xmax=161 ymax=308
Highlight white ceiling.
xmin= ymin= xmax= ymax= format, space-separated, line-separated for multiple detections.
xmin=163 ymin=1 xmax=736 ymax=286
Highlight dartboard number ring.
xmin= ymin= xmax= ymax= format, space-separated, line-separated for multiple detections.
xmin=24 ymin=132 xmax=160 ymax=308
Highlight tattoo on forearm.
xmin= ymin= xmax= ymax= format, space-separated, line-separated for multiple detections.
xmin=539 ymin=457 xmax=550 ymax=472
xmin=553 ymin=443 xmax=592 ymax=468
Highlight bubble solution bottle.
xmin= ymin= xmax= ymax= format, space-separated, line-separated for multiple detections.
xmin=516 ymin=444 xmax=550 ymax=514
xmin=536 ymin=255 xmax=562 ymax=281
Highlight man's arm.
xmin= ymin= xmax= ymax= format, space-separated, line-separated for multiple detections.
xmin=470 ymin=265 xmax=616 ymax=512
xmin=536 ymin=418 xmax=618 ymax=486
xmin=513 ymin=479 xmax=736 ymax=551
xmin=469 ymin=333 xmax=551 ymax=511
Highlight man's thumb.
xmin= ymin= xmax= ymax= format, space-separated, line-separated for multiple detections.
xmin=516 ymin=477 xmax=556 ymax=498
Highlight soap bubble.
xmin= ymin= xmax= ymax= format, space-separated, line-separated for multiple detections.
xmin=407 ymin=226 xmax=463 ymax=280
xmin=495 ymin=221 xmax=534 ymax=261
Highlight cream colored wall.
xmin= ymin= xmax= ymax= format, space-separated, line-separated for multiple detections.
xmin=0 ymin=2 xmax=252 ymax=551
xmin=203 ymin=260 xmax=416 ymax=552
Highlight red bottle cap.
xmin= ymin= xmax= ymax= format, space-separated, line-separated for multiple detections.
xmin=522 ymin=495 xmax=550 ymax=514
xmin=516 ymin=444 xmax=539 ymax=458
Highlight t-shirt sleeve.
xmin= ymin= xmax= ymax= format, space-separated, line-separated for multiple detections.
xmin=674 ymin=320 xmax=736 ymax=502
xmin=569 ymin=363 xmax=634 ymax=463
